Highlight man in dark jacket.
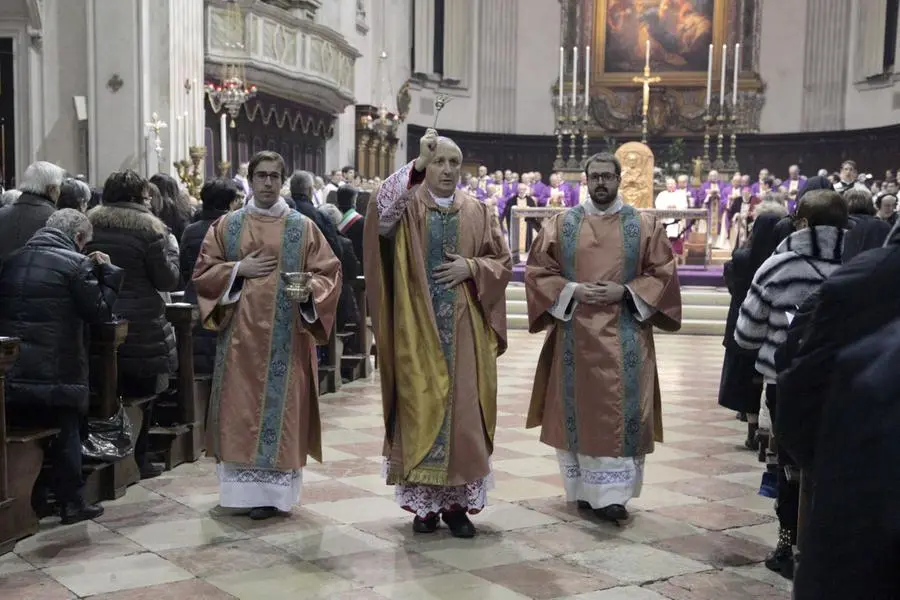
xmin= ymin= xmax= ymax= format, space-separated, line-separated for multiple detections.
xmin=0 ymin=160 xmax=65 ymax=260
xmin=336 ymin=185 xmax=365 ymax=268
xmin=0 ymin=209 xmax=123 ymax=524
xmin=180 ymin=178 xmax=239 ymax=374
xmin=777 ymin=219 xmax=900 ymax=470
xmin=289 ymin=170 xmax=343 ymax=261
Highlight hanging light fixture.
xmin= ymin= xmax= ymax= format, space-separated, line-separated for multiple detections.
xmin=364 ymin=1 xmax=400 ymax=138
xmin=205 ymin=1 xmax=257 ymax=127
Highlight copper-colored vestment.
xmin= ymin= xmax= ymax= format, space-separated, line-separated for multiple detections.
xmin=193 ymin=209 xmax=341 ymax=471
xmin=525 ymin=203 xmax=681 ymax=458
xmin=364 ymin=178 xmax=512 ymax=487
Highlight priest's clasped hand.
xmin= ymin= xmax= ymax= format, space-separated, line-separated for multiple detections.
xmin=237 ymin=249 xmax=278 ymax=279
xmin=432 ymin=252 xmax=471 ymax=288
xmin=574 ymin=281 xmax=625 ymax=305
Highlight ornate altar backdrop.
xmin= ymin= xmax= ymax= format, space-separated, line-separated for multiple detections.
xmin=561 ymin=0 xmax=766 ymax=138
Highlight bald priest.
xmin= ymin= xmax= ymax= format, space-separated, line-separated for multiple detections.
xmin=364 ymin=128 xmax=512 ymax=538
xmin=525 ymin=151 xmax=682 ymax=524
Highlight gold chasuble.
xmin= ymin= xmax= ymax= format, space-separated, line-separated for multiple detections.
xmin=525 ymin=203 xmax=681 ymax=458
xmin=363 ymin=180 xmax=512 ymax=487
xmin=193 ymin=208 xmax=341 ymax=471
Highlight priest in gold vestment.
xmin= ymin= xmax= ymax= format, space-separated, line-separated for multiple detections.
xmin=193 ymin=151 xmax=341 ymax=520
xmin=364 ymin=129 xmax=511 ymax=538
xmin=525 ymin=151 xmax=681 ymax=524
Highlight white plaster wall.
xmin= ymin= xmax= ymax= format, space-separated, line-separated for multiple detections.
xmin=843 ymin=3 xmax=900 ymax=131
xmin=757 ymin=0 xmax=807 ymax=133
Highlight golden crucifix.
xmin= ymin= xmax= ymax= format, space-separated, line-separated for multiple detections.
xmin=633 ymin=48 xmax=661 ymax=144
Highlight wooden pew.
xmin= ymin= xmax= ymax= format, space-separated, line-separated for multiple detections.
xmin=148 ymin=304 xmax=211 ymax=469
xmin=82 ymin=321 xmax=145 ymax=504
xmin=0 ymin=337 xmax=59 ymax=555
xmin=340 ymin=276 xmax=372 ymax=381
xmin=318 ymin=331 xmax=340 ymax=394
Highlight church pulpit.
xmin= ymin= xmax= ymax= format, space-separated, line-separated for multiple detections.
xmin=148 ymin=304 xmax=210 ymax=470
xmin=0 ymin=337 xmax=59 ymax=555
xmin=82 ymin=320 xmax=143 ymax=505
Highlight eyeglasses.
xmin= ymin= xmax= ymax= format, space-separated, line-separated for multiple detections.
xmin=588 ymin=172 xmax=620 ymax=183
xmin=253 ymin=171 xmax=283 ymax=183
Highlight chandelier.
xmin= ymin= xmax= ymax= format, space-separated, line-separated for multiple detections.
xmin=206 ymin=1 xmax=256 ymax=127
xmin=364 ymin=49 xmax=400 ymax=138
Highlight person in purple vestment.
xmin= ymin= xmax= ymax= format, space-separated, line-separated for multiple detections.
xmin=699 ymin=170 xmax=724 ymax=241
xmin=676 ymin=174 xmax=697 ymax=207
xmin=532 ymin=171 xmax=550 ymax=206
xmin=546 ymin=173 xmax=569 ymax=207
xmin=779 ymin=165 xmax=807 ymax=212
xmin=502 ymin=170 xmax=516 ymax=198
xmin=750 ymin=169 xmax=769 ymax=197
xmin=464 ymin=173 xmax=487 ymax=201
xmin=476 ymin=165 xmax=491 ymax=193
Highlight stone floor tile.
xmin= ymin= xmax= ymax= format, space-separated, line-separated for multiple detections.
xmin=304 ymin=497 xmax=408 ymax=524
xmin=558 ymin=587 xmax=671 ymax=600
xmin=627 ymin=484 xmax=707 ymax=511
xmin=724 ymin=521 xmax=779 ymax=548
xmin=260 ymin=524 xmax=395 ymax=559
xmin=415 ymin=536 xmax=551 ymax=571
xmin=84 ymin=579 xmax=239 ymax=600
xmin=0 ymin=570 xmax=75 ymax=599
xmin=300 ymin=480 xmax=378 ymax=503
xmin=661 ymin=457 xmax=758 ymax=477
xmin=652 ymin=503 xmax=775 ymax=531
xmin=718 ymin=493 xmax=777 ymax=515
xmin=336 ymin=473 xmax=396 ymax=496
xmin=661 ymin=439 xmax=745 ymax=457
xmin=517 ymin=497 xmax=587 ymax=522
xmin=612 ymin=511 xmax=705 ymax=544
xmin=567 ymin=540 xmax=713 ymax=585
xmin=471 ymin=557 xmax=618 ymax=599
xmin=213 ymin=507 xmax=340 ymax=536
xmin=118 ymin=517 xmax=248 ymax=552
xmin=656 ymin=477 xmax=758 ymax=501
xmin=490 ymin=477 xmax=562 ymax=502
xmin=492 ymin=456 xmax=564 ymax=477
xmin=473 ymin=501 xmax=561 ymax=532
xmin=42 ymin=552 xmax=193 ymax=597
xmin=505 ymin=522 xmax=615 ymax=556
xmin=652 ymin=531 xmax=772 ymax=568
xmin=646 ymin=569 xmax=791 ymax=599
xmin=141 ymin=474 xmax=221 ymax=498
xmin=93 ymin=498 xmax=200 ymax=531
xmin=306 ymin=457 xmax=387 ymax=478
xmin=205 ymin=563 xmax=356 ymax=599
xmin=160 ymin=537 xmax=300 ymax=577
xmin=14 ymin=520 xmax=143 ymax=568
xmin=0 ymin=553 xmax=34 ymax=576
xmin=373 ymin=571 xmax=531 ymax=600
xmin=311 ymin=548 xmax=456 ymax=586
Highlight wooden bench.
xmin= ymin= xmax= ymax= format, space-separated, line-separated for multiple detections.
xmin=82 ymin=321 xmax=150 ymax=505
xmin=148 ymin=304 xmax=211 ymax=469
xmin=0 ymin=337 xmax=59 ymax=555
xmin=340 ymin=276 xmax=373 ymax=381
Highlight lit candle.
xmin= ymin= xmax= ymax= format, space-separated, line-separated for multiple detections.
xmin=558 ymin=47 xmax=564 ymax=108
xmin=705 ymin=44 xmax=713 ymax=109
xmin=220 ymin=113 xmax=228 ymax=163
xmin=720 ymin=44 xmax=727 ymax=108
xmin=585 ymin=46 xmax=591 ymax=106
xmin=645 ymin=39 xmax=650 ymax=72
xmin=733 ymin=43 xmax=741 ymax=107
xmin=572 ymin=46 xmax=578 ymax=108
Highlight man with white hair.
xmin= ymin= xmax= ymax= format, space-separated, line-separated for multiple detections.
xmin=364 ymin=128 xmax=512 ymax=538
xmin=0 ymin=160 xmax=65 ymax=260
xmin=0 ymin=209 xmax=122 ymax=524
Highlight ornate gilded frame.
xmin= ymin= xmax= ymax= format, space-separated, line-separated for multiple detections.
xmin=591 ymin=0 xmax=730 ymax=87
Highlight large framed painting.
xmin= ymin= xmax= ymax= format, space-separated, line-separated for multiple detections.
xmin=593 ymin=0 xmax=728 ymax=85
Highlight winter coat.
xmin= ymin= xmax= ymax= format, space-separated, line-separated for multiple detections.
xmin=335 ymin=235 xmax=361 ymax=333
xmin=843 ymin=213 xmax=891 ymax=263
xmin=734 ymin=225 xmax=844 ymax=381
xmin=85 ymin=202 xmax=180 ymax=377
xmin=0 ymin=192 xmax=57 ymax=261
xmin=0 ymin=228 xmax=123 ymax=413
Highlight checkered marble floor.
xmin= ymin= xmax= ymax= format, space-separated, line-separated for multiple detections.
xmin=1 ymin=332 xmax=792 ymax=599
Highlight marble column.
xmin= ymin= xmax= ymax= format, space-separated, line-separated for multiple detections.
xmin=412 ymin=0 xmax=434 ymax=77
xmin=442 ymin=0 xmax=471 ymax=84
xmin=476 ymin=0 xmax=518 ymax=133
xmin=801 ymin=0 xmax=851 ymax=131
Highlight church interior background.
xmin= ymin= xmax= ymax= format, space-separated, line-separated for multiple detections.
xmin=0 ymin=0 xmax=898 ymax=598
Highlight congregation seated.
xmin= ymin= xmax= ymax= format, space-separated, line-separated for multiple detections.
xmin=180 ymin=178 xmax=240 ymax=374
xmin=0 ymin=209 xmax=122 ymax=523
xmin=0 ymin=161 xmax=65 ymax=261
xmin=56 ymin=178 xmax=91 ymax=213
xmin=86 ymin=170 xmax=181 ymax=479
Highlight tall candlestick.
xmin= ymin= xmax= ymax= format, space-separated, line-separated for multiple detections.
xmin=558 ymin=47 xmax=564 ymax=108
xmin=584 ymin=46 xmax=591 ymax=106
xmin=645 ymin=40 xmax=650 ymax=71
xmin=705 ymin=44 xmax=713 ymax=108
xmin=220 ymin=113 xmax=228 ymax=163
xmin=719 ymin=44 xmax=727 ymax=108
xmin=733 ymin=43 xmax=741 ymax=107
xmin=572 ymin=46 xmax=578 ymax=108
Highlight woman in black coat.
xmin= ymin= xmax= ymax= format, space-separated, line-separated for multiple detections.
xmin=86 ymin=170 xmax=181 ymax=478
xmin=843 ymin=188 xmax=891 ymax=263
xmin=718 ymin=211 xmax=789 ymax=448
xmin=180 ymin=178 xmax=239 ymax=374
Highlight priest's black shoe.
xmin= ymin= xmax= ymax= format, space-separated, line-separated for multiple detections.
xmin=412 ymin=514 xmax=439 ymax=533
xmin=249 ymin=506 xmax=279 ymax=520
xmin=60 ymin=502 xmax=104 ymax=525
xmin=442 ymin=510 xmax=476 ymax=538
xmin=594 ymin=504 xmax=629 ymax=524
xmin=577 ymin=500 xmax=592 ymax=510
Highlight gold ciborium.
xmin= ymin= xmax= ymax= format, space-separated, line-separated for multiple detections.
xmin=281 ymin=272 xmax=312 ymax=302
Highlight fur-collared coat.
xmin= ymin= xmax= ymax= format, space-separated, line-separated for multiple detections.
xmin=86 ymin=202 xmax=180 ymax=377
